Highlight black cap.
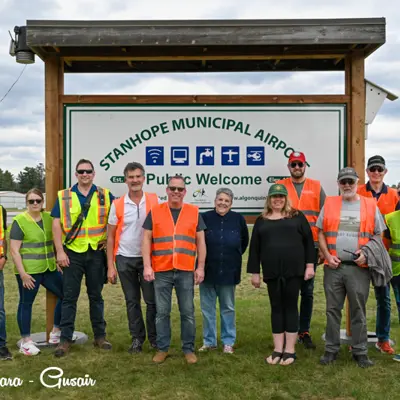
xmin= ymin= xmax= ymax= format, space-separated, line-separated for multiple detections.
xmin=337 ymin=167 xmax=359 ymax=181
xmin=367 ymin=155 xmax=386 ymax=169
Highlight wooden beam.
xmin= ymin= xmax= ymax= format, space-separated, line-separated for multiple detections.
xmin=62 ymin=54 xmax=344 ymax=62
xmin=61 ymin=94 xmax=350 ymax=104
xmin=349 ymin=50 xmax=366 ymax=182
xmin=45 ymin=56 xmax=64 ymax=342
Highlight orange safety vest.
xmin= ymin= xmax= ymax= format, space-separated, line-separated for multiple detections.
xmin=112 ymin=192 xmax=158 ymax=258
xmin=151 ymin=203 xmax=198 ymax=272
xmin=277 ymin=177 xmax=321 ymax=244
xmin=322 ymin=195 xmax=376 ymax=267
xmin=357 ymin=183 xmax=398 ymax=249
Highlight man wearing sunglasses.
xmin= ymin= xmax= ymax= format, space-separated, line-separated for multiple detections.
xmin=142 ymin=175 xmax=207 ymax=365
xmin=357 ymin=155 xmax=400 ymax=355
xmin=277 ymin=151 xmax=326 ymax=350
xmin=51 ymin=158 xmax=115 ymax=357
xmin=317 ymin=167 xmax=386 ymax=368
xmin=106 ymin=162 xmax=159 ymax=354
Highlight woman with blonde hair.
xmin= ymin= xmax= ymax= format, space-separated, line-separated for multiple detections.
xmin=247 ymin=184 xmax=315 ymax=365
xmin=10 ymin=188 xmax=63 ymax=356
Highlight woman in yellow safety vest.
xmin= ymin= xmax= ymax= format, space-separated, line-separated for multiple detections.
xmin=9 ymin=188 xmax=63 ymax=356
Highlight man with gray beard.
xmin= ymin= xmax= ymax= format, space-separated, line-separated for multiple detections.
xmin=317 ymin=167 xmax=386 ymax=368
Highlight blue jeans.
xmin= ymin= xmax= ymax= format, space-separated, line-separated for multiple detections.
xmin=16 ymin=270 xmax=63 ymax=337
xmin=200 ymin=283 xmax=236 ymax=346
xmin=154 ymin=270 xmax=195 ymax=354
xmin=0 ymin=271 xmax=6 ymax=348
xmin=391 ymin=275 xmax=400 ymax=322
xmin=374 ymin=283 xmax=391 ymax=342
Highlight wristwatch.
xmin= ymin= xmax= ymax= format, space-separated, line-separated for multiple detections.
xmin=0 ymin=254 xmax=7 ymax=261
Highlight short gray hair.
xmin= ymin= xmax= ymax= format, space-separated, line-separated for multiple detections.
xmin=215 ymin=188 xmax=233 ymax=201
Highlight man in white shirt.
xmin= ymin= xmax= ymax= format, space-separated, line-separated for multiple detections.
xmin=107 ymin=162 xmax=159 ymax=353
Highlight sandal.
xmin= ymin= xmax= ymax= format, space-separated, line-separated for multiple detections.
xmin=265 ymin=351 xmax=283 ymax=365
xmin=280 ymin=352 xmax=296 ymax=366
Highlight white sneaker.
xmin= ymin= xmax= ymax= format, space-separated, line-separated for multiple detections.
xmin=49 ymin=331 xmax=78 ymax=344
xmin=223 ymin=345 xmax=234 ymax=354
xmin=19 ymin=341 xmax=40 ymax=356
xmin=198 ymin=345 xmax=217 ymax=352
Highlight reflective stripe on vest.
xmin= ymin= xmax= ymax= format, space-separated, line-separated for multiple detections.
xmin=59 ymin=187 xmax=111 ymax=253
xmin=13 ymin=211 xmax=56 ymax=274
xmin=0 ymin=205 xmax=4 ymax=255
xmin=151 ymin=203 xmax=198 ymax=272
xmin=385 ymin=210 xmax=400 ymax=276
xmin=322 ymin=196 xmax=376 ymax=266
xmin=277 ymin=178 xmax=321 ymax=244
xmin=113 ymin=192 xmax=158 ymax=259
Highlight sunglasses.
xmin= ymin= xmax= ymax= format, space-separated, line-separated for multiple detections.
xmin=28 ymin=199 xmax=42 ymax=205
xmin=168 ymin=186 xmax=185 ymax=192
xmin=76 ymin=169 xmax=93 ymax=175
xmin=339 ymin=179 xmax=356 ymax=186
xmin=368 ymin=166 xmax=384 ymax=173
xmin=290 ymin=162 xmax=304 ymax=168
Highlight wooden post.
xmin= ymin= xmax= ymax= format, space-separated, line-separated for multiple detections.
xmin=344 ymin=51 xmax=366 ymax=337
xmin=45 ymin=57 xmax=64 ymax=341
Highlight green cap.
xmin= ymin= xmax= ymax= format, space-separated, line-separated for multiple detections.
xmin=268 ymin=184 xmax=288 ymax=197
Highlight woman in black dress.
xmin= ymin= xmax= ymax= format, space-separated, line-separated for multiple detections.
xmin=247 ymin=184 xmax=315 ymax=365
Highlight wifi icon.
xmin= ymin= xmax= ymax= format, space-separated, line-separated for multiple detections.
xmin=146 ymin=146 xmax=164 ymax=166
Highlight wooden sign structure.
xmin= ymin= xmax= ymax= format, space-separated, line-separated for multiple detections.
xmin=20 ymin=18 xmax=385 ymax=340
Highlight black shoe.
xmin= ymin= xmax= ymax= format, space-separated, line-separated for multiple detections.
xmin=298 ymin=332 xmax=316 ymax=349
xmin=319 ymin=351 xmax=337 ymax=365
xmin=352 ymin=354 xmax=374 ymax=368
xmin=0 ymin=346 xmax=12 ymax=361
xmin=128 ymin=339 xmax=142 ymax=354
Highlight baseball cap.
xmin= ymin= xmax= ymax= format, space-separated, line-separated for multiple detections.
xmin=268 ymin=184 xmax=288 ymax=197
xmin=337 ymin=167 xmax=359 ymax=181
xmin=288 ymin=151 xmax=306 ymax=163
xmin=367 ymin=155 xmax=386 ymax=169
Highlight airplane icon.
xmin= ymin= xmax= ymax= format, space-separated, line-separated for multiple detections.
xmin=221 ymin=147 xmax=240 ymax=165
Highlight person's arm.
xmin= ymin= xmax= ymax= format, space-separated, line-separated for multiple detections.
xmin=1 ymin=207 xmax=7 ymax=263
xmin=247 ymin=217 xmax=262 ymax=288
xmin=319 ymin=186 xmax=327 ymax=210
xmin=240 ymin=215 xmax=250 ymax=254
xmin=106 ymin=224 xmax=118 ymax=283
xmin=142 ymin=229 xmax=154 ymax=281
xmin=52 ymin=218 xmax=69 ymax=267
xmin=299 ymin=212 xmax=316 ymax=264
xmin=318 ymin=229 xmax=341 ymax=268
xmin=195 ymin=230 xmax=206 ymax=285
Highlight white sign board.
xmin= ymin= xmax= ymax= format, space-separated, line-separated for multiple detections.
xmin=65 ymin=104 xmax=346 ymax=213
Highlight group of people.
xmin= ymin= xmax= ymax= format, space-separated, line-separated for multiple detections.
xmin=0 ymin=153 xmax=399 ymax=368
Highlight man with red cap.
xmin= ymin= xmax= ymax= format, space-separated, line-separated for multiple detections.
xmin=277 ymin=151 xmax=326 ymax=349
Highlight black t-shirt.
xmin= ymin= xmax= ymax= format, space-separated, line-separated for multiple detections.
xmin=10 ymin=219 xmax=44 ymax=240
xmin=1 ymin=207 xmax=6 ymax=230
xmin=143 ymin=208 xmax=206 ymax=231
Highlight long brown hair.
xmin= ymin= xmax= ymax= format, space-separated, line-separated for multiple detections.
xmin=26 ymin=188 xmax=45 ymax=212
xmin=261 ymin=195 xmax=298 ymax=219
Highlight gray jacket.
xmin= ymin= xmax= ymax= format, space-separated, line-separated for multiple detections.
xmin=361 ymin=235 xmax=392 ymax=287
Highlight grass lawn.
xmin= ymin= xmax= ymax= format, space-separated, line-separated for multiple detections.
xmin=1 ymin=249 xmax=399 ymax=400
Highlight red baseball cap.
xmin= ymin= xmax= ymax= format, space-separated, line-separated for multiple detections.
xmin=288 ymin=151 xmax=306 ymax=163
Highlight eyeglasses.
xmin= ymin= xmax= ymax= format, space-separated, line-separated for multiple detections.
xmin=339 ymin=179 xmax=356 ymax=186
xmin=76 ymin=169 xmax=93 ymax=175
xmin=168 ymin=186 xmax=185 ymax=192
xmin=290 ymin=162 xmax=304 ymax=168
xmin=28 ymin=199 xmax=42 ymax=205
xmin=368 ymin=166 xmax=384 ymax=173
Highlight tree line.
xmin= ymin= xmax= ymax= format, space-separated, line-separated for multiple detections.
xmin=0 ymin=163 xmax=45 ymax=193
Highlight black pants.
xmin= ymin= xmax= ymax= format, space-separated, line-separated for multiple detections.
xmin=60 ymin=247 xmax=106 ymax=342
xmin=266 ymin=276 xmax=303 ymax=334
xmin=115 ymin=255 xmax=156 ymax=344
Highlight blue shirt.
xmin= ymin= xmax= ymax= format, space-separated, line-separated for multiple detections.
xmin=51 ymin=184 xmax=115 ymax=218
xmin=202 ymin=209 xmax=249 ymax=285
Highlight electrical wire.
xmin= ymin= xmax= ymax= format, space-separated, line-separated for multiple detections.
xmin=0 ymin=65 xmax=27 ymax=105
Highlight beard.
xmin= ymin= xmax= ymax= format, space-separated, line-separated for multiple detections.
xmin=340 ymin=187 xmax=357 ymax=200
xmin=290 ymin=170 xmax=305 ymax=179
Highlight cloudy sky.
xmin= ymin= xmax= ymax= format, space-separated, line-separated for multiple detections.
xmin=0 ymin=0 xmax=399 ymax=186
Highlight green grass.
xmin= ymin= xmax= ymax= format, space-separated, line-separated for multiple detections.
xmin=1 ymin=250 xmax=399 ymax=400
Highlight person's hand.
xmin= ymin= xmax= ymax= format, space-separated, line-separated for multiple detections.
xmin=304 ymin=264 xmax=315 ymax=280
xmin=56 ymin=264 xmax=63 ymax=274
xmin=57 ymin=250 xmax=70 ymax=267
xmin=21 ymin=273 xmax=36 ymax=290
xmin=0 ymin=257 xmax=6 ymax=271
xmin=108 ymin=266 xmax=118 ymax=284
xmin=317 ymin=250 xmax=324 ymax=265
xmin=251 ymin=274 xmax=261 ymax=288
xmin=354 ymin=250 xmax=367 ymax=267
xmin=97 ymin=240 xmax=106 ymax=251
xmin=143 ymin=266 xmax=155 ymax=282
xmin=326 ymin=254 xmax=341 ymax=269
xmin=195 ymin=268 xmax=205 ymax=285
